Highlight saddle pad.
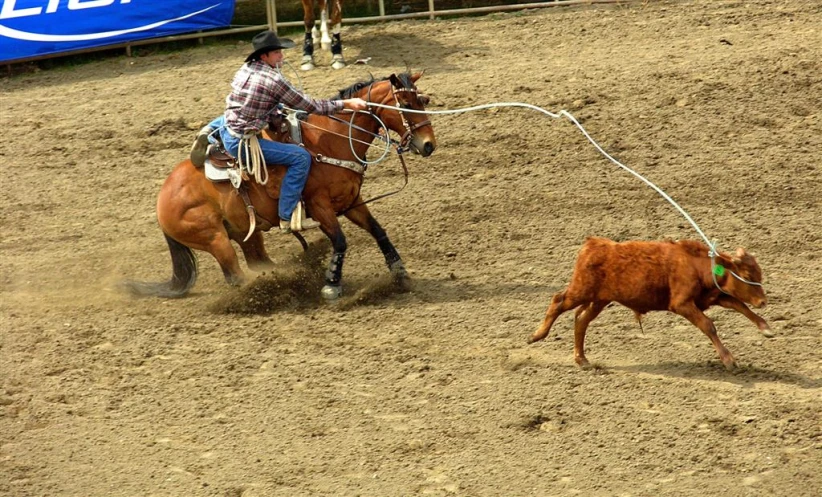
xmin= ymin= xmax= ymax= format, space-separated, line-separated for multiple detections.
xmin=205 ymin=160 xmax=242 ymax=188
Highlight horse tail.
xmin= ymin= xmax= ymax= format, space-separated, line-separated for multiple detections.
xmin=123 ymin=233 xmax=198 ymax=298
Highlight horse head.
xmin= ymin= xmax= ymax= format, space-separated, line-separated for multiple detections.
xmin=361 ymin=72 xmax=438 ymax=157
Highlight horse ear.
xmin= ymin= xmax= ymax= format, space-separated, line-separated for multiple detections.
xmin=418 ymin=94 xmax=430 ymax=106
xmin=411 ymin=70 xmax=425 ymax=82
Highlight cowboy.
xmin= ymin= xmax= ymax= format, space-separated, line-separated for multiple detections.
xmin=190 ymin=30 xmax=368 ymax=233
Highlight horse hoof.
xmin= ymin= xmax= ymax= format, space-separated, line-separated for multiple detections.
xmin=331 ymin=60 xmax=346 ymax=70
xmin=321 ymin=284 xmax=342 ymax=301
xmin=301 ymin=55 xmax=315 ymax=71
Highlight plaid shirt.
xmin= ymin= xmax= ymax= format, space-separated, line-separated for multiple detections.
xmin=225 ymin=60 xmax=343 ymax=134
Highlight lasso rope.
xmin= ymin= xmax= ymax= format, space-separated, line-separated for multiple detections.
xmin=366 ymin=100 xmax=762 ymax=288
xmin=237 ymin=133 xmax=268 ymax=185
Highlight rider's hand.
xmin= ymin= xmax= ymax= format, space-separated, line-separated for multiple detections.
xmin=343 ymin=98 xmax=368 ymax=112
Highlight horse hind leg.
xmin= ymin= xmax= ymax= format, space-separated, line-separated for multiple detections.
xmin=122 ymin=233 xmax=198 ymax=298
xmin=236 ymin=230 xmax=275 ymax=272
xmin=301 ymin=0 xmax=317 ymax=70
xmin=301 ymin=32 xmax=315 ymax=71
xmin=319 ymin=1 xmax=332 ymax=49
xmin=329 ymin=1 xmax=345 ymax=69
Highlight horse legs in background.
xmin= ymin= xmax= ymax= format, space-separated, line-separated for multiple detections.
xmin=300 ymin=0 xmax=318 ymax=71
xmin=344 ymin=203 xmax=410 ymax=290
xmin=328 ymin=0 xmax=346 ymax=69
xmin=300 ymin=0 xmax=345 ymax=70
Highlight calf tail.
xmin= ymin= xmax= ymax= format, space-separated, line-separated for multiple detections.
xmin=122 ymin=233 xmax=198 ymax=298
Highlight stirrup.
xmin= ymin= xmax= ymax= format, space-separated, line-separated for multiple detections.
xmin=280 ymin=202 xmax=320 ymax=233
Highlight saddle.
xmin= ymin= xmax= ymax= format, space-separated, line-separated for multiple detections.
xmin=203 ymin=111 xmax=306 ymax=187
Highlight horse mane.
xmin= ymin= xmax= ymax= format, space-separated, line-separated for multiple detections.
xmin=333 ymin=72 xmax=415 ymax=99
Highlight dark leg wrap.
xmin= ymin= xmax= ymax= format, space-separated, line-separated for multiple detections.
xmin=331 ymin=34 xmax=342 ymax=56
xmin=303 ymin=32 xmax=314 ymax=56
xmin=325 ymin=251 xmax=346 ymax=286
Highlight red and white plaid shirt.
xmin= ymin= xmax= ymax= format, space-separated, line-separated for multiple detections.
xmin=225 ymin=60 xmax=343 ymax=134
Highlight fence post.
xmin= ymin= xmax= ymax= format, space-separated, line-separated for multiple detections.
xmin=428 ymin=0 xmax=435 ymax=20
xmin=266 ymin=0 xmax=278 ymax=32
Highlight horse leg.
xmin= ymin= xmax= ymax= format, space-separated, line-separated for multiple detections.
xmin=302 ymin=200 xmax=347 ymax=300
xmin=329 ymin=0 xmax=345 ymax=69
xmin=344 ymin=203 xmax=409 ymax=290
xmin=319 ymin=0 xmax=332 ymax=50
xmin=300 ymin=0 xmax=316 ymax=70
xmin=236 ymin=230 xmax=275 ymax=272
xmin=159 ymin=201 xmax=246 ymax=287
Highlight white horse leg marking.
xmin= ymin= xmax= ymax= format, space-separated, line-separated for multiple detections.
xmin=320 ymin=9 xmax=332 ymax=49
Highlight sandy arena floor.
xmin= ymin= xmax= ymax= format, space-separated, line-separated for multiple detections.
xmin=1 ymin=1 xmax=820 ymax=495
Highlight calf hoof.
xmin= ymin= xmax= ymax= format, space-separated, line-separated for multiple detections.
xmin=760 ymin=325 xmax=775 ymax=338
xmin=721 ymin=357 xmax=738 ymax=371
xmin=575 ymin=356 xmax=591 ymax=369
xmin=321 ymin=284 xmax=342 ymax=301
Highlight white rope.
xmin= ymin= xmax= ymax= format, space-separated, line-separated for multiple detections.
xmin=366 ymin=100 xmax=770 ymax=290
xmin=367 ymin=101 xmax=716 ymax=249
xmin=237 ymin=133 xmax=268 ymax=185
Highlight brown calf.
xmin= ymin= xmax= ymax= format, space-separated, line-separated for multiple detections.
xmin=529 ymin=237 xmax=770 ymax=370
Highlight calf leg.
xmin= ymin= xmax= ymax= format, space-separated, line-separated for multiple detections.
xmin=716 ymin=295 xmax=773 ymax=337
xmin=674 ymin=302 xmax=737 ymax=370
xmin=529 ymin=290 xmax=587 ymax=343
xmin=344 ymin=204 xmax=410 ymax=290
xmin=573 ymin=301 xmax=607 ymax=367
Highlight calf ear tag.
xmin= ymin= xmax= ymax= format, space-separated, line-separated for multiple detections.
xmin=713 ymin=264 xmax=726 ymax=277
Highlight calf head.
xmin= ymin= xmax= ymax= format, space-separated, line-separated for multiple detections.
xmin=724 ymin=248 xmax=767 ymax=308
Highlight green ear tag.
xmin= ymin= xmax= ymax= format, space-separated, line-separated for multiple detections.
xmin=713 ymin=264 xmax=725 ymax=277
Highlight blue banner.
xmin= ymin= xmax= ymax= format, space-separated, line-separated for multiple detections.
xmin=0 ymin=0 xmax=236 ymax=63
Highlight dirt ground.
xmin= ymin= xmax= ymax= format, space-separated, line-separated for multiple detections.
xmin=1 ymin=1 xmax=820 ymax=496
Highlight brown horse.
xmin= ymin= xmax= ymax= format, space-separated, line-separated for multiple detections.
xmin=300 ymin=0 xmax=345 ymax=70
xmin=125 ymin=72 xmax=436 ymax=301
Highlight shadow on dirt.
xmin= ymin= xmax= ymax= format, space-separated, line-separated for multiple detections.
xmin=609 ymin=362 xmax=821 ymax=389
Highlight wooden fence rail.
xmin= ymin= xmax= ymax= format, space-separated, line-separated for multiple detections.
xmin=4 ymin=0 xmax=628 ymax=68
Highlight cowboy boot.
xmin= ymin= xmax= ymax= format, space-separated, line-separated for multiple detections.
xmin=279 ymin=202 xmax=320 ymax=233
xmin=190 ymin=125 xmax=213 ymax=167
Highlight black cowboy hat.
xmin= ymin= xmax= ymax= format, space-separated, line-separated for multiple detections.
xmin=245 ymin=30 xmax=296 ymax=62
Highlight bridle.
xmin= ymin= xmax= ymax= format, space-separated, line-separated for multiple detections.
xmin=335 ymin=80 xmax=432 ymax=214
xmin=389 ymin=86 xmax=432 ymax=150
xmin=364 ymin=81 xmax=432 ymax=151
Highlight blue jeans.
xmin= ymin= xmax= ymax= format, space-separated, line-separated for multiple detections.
xmin=207 ymin=115 xmax=312 ymax=222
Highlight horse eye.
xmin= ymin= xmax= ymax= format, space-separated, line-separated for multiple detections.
xmin=418 ymin=95 xmax=430 ymax=106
